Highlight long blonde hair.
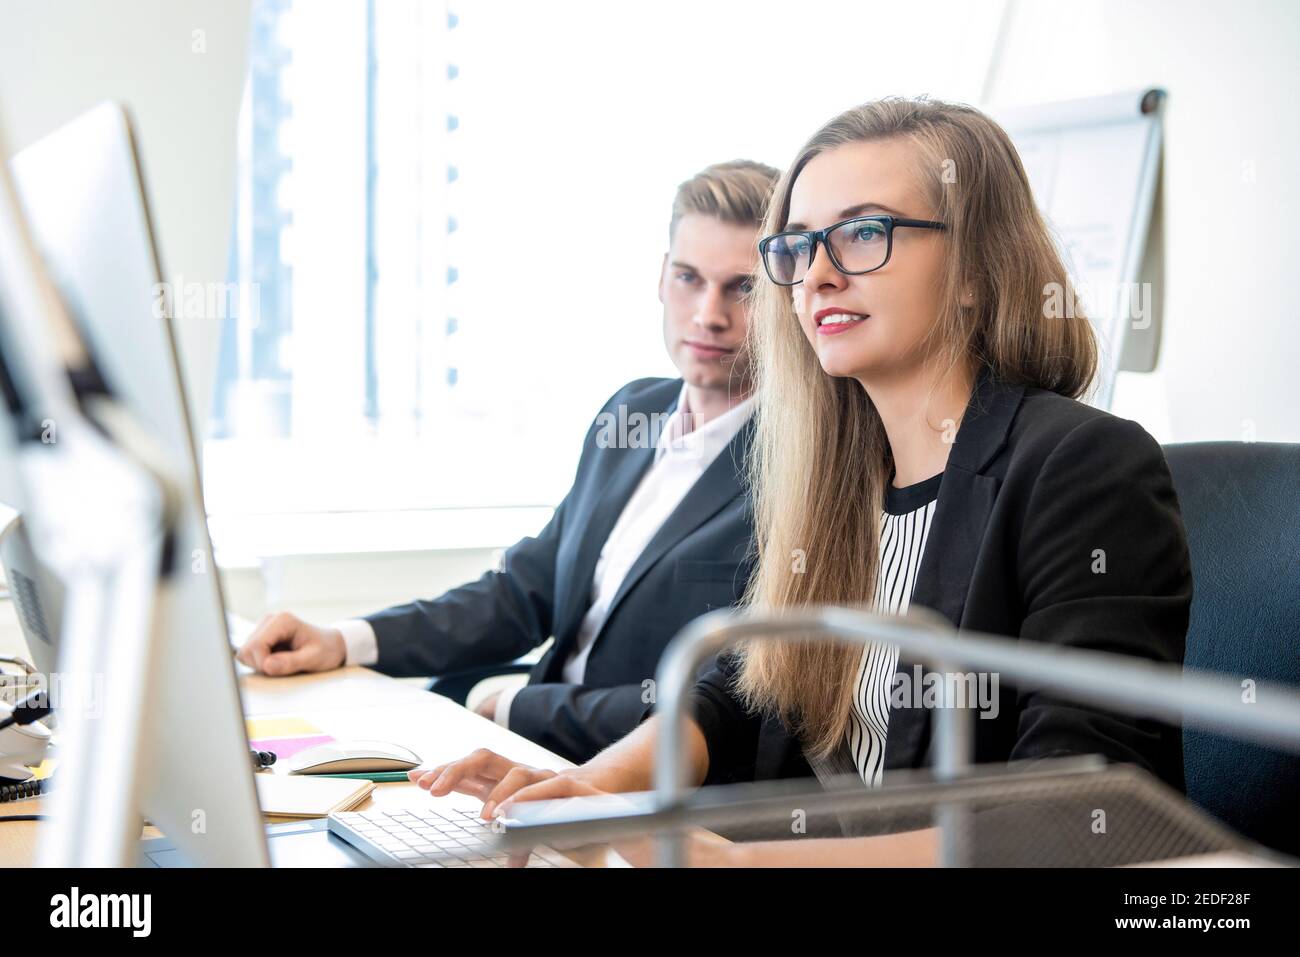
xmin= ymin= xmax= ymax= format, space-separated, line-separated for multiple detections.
xmin=736 ymin=97 xmax=1097 ymax=758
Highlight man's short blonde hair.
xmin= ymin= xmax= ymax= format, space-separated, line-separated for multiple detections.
xmin=669 ymin=159 xmax=780 ymax=241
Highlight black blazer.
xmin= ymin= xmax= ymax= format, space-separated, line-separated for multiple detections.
xmin=688 ymin=364 xmax=1191 ymax=791
xmin=366 ymin=377 xmax=755 ymax=763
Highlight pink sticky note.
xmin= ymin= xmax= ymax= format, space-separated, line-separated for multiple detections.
xmin=248 ymin=733 xmax=336 ymax=761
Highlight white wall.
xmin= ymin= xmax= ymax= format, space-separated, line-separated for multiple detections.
xmin=988 ymin=0 xmax=1300 ymax=443
xmin=0 ymin=0 xmax=251 ymax=439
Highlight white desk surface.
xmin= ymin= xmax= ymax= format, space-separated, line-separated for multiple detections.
xmin=0 ymin=663 xmax=592 ymax=867
xmin=0 ymin=607 xmax=1283 ymax=868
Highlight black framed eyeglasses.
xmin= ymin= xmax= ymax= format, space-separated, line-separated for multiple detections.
xmin=758 ymin=214 xmax=947 ymax=286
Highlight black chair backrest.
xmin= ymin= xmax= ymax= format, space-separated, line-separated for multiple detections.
xmin=1163 ymin=441 xmax=1300 ymax=855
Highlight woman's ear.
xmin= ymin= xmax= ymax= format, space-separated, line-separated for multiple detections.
xmin=959 ymin=287 xmax=976 ymax=308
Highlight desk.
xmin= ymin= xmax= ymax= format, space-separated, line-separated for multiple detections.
xmin=2 ymin=630 xmax=1276 ymax=868
xmin=0 ymin=665 xmax=596 ymax=867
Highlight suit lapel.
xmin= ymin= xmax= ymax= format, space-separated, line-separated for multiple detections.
xmin=552 ymin=437 xmax=663 ymax=648
xmin=600 ymin=420 xmax=754 ymax=627
xmin=884 ymin=365 xmax=1025 ymax=770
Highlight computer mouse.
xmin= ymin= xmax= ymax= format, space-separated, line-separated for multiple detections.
xmin=285 ymin=739 xmax=422 ymax=775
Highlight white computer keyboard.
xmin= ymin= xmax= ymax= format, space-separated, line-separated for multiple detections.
xmin=327 ymin=806 xmax=573 ymax=868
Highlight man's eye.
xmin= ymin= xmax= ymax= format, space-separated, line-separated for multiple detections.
xmin=676 ymin=272 xmax=699 ymax=284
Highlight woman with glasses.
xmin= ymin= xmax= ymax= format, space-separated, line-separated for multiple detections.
xmin=411 ymin=98 xmax=1191 ymax=866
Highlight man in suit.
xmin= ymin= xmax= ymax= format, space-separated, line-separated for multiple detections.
xmin=237 ymin=159 xmax=779 ymax=762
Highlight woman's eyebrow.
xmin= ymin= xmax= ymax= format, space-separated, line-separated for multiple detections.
xmin=785 ymin=201 xmax=906 ymax=231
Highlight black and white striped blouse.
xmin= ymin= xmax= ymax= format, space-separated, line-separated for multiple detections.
xmin=846 ymin=471 xmax=942 ymax=787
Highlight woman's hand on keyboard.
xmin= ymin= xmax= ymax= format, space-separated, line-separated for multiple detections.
xmin=408 ymin=748 xmax=611 ymax=820
xmin=408 ymin=748 xmax=740 ymax=867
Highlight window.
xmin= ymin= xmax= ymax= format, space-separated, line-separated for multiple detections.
xmin=206 ymin=0 xmax=1001 ymax=540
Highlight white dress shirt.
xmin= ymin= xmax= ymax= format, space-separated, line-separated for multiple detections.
xmin=333 ymin=384 xmax=755 ymax=730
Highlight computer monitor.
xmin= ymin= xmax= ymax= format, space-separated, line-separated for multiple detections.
xmin=7 ymin=102 xmax=267 ymax=865
xmin=0 ymin=504 xmax=64 ymax=679
xmin=0 ymin=389 xmax=63 ymax=682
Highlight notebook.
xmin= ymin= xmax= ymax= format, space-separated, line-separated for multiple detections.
xmin=254 ymin=773 xmax=374 ymax=819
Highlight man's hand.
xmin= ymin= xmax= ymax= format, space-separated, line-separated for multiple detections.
xmin=236 ymin=611 xmax=347 ymax=676
xmin=472 ymin=691 xmax=502 ymax=721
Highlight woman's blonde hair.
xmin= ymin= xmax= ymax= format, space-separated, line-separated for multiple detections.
xmin=736 ymin=97 xmax=1097 ymax=758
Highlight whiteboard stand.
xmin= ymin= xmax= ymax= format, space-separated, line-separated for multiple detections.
xmin=1119 ymin=158 xmax=1164 ymax=375
xmin=995 ymin=88 xmax=1168 ymax=410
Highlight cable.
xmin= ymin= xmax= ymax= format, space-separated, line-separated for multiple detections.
xmin=0 ymin=776 xmax=50 ymax=802
xmin=1 ymin=776 xmax=53 ymax=823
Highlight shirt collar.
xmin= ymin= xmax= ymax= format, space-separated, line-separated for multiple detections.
xmin=656 ymin=382 xmax=756 ymax=463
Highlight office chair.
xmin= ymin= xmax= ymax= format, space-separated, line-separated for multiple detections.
xmin=1163 ymin=441 xmax=1300 ymax=855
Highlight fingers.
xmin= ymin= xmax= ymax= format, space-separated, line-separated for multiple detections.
xmin=408 ymin=749 xmax=528 ymax=800
xmin=234 ymin=623 xmax=271 ymax=669
xmin=236 ymin=611 xmax=300 ymax=673
xmin=480 ymin=766 xmax=557 ymax=819
xmin=490 ymin=773 xmax=602 ymax=819
xmin=262 ymin=645 xmax=314 ymax=677
xmin=414 ymin=769 xmax=499 ymax=799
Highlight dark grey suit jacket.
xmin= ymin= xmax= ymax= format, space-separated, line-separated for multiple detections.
xmin=366 ymin=377 xmax=755 ymax=763
xmin=686 ymin=364 xmax=1191 ymax=791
